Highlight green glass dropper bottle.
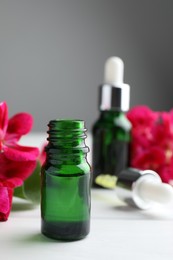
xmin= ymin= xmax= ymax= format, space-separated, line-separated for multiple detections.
xmin=92 ymin=57 xmax=131 ymax=188
xmin=41 ymin=119 xmax=91 ymax=240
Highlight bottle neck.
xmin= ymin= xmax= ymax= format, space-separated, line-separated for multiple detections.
xmin=99 ymin=110 xmax=131 ymax=132
xmin=46 ymin=148 xmax=88 ymax=165
xmin=45 ymin=119 xmax=89 ymax=165
xmin=100 ymin=110 xmax=124 ymax=120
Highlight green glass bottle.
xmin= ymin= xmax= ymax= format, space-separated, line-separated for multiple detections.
xmin=41 ymin=119 xmax=91 ymax=241
xmin=92 ymin=57 xmax=131 ymax=188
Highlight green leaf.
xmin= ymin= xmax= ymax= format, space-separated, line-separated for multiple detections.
xmin=14 ymin=161 xmax=41 ymax=204
xmin=14 ymin=185 xmax=26 ymax=200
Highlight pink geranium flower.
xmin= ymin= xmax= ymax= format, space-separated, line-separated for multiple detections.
xmin=131 ymin=147 xmax=165 ymax=172
xmin=127 ymin=105 xmax=173 ymax=185
xmin=0 ymin=101 xmax=39 ymax=221
xmin=127 ymin=105 xmax=158 ymax=129
xmin=151 ymin=112 xmax=173 ymax=148
xmin=158 ymin=161 xmax=173 ymax=184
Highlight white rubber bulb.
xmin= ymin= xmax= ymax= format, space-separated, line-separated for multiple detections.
xmin=104 ymin=57 xmax=124 ymax=85
xmin=138 ymin=180 xmax=173 ymax=205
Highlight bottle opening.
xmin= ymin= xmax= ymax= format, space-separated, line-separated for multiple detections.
xmin=48 ymin=119 xmax=86 ymax=131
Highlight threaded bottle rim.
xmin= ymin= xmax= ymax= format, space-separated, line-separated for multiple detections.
xmin=46 ymin=119 xmax=89 ymax=154
xmin=48 ymin=119 xmax=86 ymax=131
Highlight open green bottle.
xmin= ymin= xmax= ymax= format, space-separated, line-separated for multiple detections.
xmin=41 ymin=119 xmax=91 ymax=240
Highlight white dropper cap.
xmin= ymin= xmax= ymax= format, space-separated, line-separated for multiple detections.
xmin=100 ymin=56 xmax=130 ymax=111
xmin=133 ymin=171 xmax=173 ymax=209
xmin=104 ymin=57 xmax=124 ymax=85
xmin=138 ymin=179 xmax=173 ymax=205
xmin=116 ymin=168 xmax=173 ymax=210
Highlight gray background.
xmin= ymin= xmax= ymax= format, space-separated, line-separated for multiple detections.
xmin=1 ymin=0 xmax=173 ymax=132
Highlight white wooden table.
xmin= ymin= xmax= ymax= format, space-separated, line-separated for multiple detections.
xmin=0 ymin=133 xmax=173 ymax=260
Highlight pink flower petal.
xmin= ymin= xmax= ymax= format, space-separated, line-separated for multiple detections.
xmin=0 ymin=153 xmax=37 ymax=181
xmin=157 ymin=157 xmax=173 ymax=183
xmin=0 ymin=101 xmax=8 ymax=136
xmin=7 ymin=113 xmax=33 ymax=137
xmin=158 ymin=166 xmax=173 ymax=183
xmin=0 ymin=186 xmax=10 ymax=213
xmin=127 ymin=105 xmax=157 ymax=128
xmin=131 ymin=147 xmax=165 ymax=171
xmin=4 ymin=145 xmax=39 ymax=161
xmin=3 ymin=178 xmax=23 ymax=188
xmin=39 ymin=142 xmax=47 ymax=166
xmin=0 ymin=186 xmax=13 ymax=221
xmin=151 ymin=112 xmax=173 ymax=146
